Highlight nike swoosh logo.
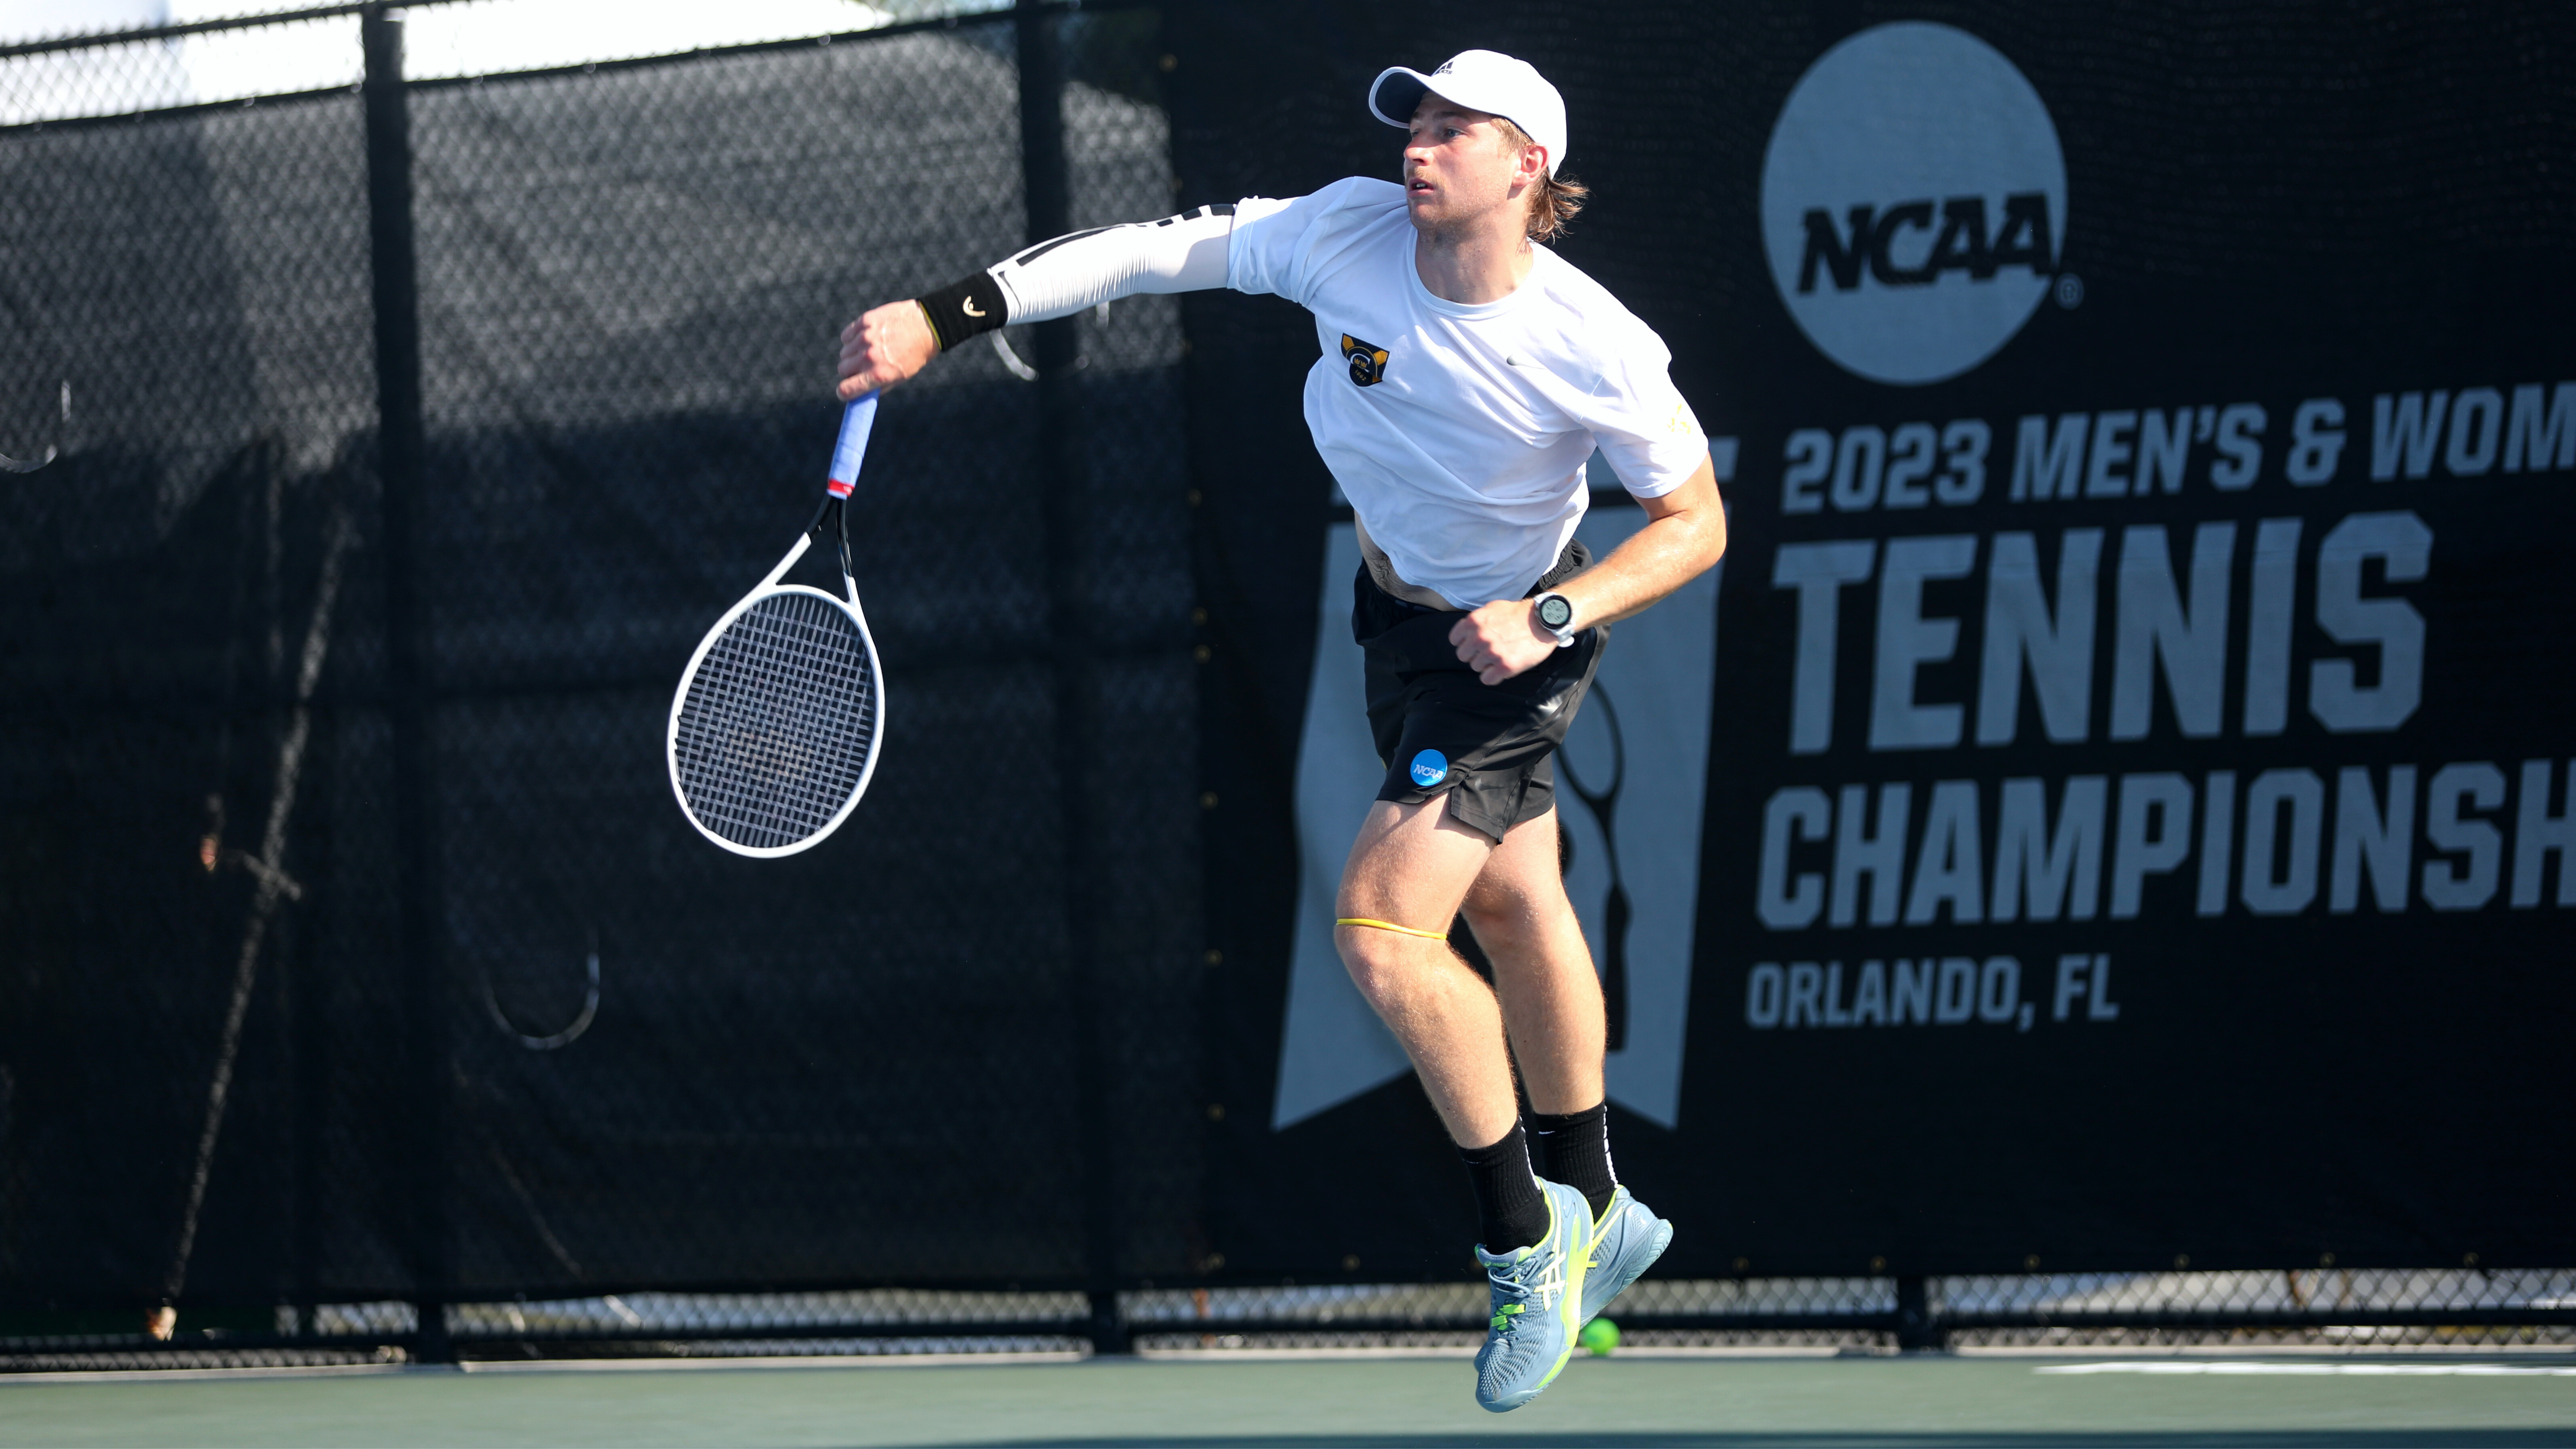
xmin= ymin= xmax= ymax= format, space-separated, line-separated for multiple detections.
xmin=962 ymin=300 xmax=987 ymax=317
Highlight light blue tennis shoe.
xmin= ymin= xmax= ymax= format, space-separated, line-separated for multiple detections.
xmin=1578 ymin=1183 xmax=1674 ymax=1325
xmin=1472 ymin=1177 xmax=1593 ymax=1413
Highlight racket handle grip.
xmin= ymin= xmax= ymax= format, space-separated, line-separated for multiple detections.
xmin=826 ymin=392 xmax=879 ymax=497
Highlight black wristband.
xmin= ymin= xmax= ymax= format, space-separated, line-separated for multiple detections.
xmin=915 ymin=271 xmax=1008 ymax=350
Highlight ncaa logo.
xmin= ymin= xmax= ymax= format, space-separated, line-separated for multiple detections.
xmin=1760 ymin=22 xmax=2066 ymax=385
xmin=1409 ymin=749 xmax=1448 ymax=787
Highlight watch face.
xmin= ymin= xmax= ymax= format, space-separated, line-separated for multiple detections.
xmin=1538 ymin=595 xmax=1573 ymax=630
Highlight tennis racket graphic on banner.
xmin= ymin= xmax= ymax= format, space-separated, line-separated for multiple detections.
xmin=667 ymin=393 xmax=886 ymax=857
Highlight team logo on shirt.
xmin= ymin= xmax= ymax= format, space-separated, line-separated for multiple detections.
xmin=1340 ymin=334 xmax=1391 ymax=387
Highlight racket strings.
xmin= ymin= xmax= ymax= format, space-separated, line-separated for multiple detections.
xmin=673 ymin=591 xmax=877 ymax=851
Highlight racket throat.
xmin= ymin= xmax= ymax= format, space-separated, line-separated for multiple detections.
xmin=758 ymin=531 xmax=815 ymax=592
xmin=804 ymin=495 xmax=857 ymax=577
xmin=757 ymin=501 xmax=862 ymax=611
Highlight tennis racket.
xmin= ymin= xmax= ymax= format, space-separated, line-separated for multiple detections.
xmin=666 ymin=393 xmax=886 ymax=857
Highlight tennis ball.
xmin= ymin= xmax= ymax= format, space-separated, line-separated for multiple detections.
xmin=1578 ymin=1316 xmax=1619 ymax=1356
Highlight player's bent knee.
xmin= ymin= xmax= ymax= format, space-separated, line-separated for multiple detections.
xmin=1335 ymin=938 xmax=1400 ymax=1011
xmin=1453 ymin=900 xmax=1509 ymax=953
xmin=1462 ymin=868 xmax=1571 ymax=935
xmin=1334 ymin=921 xmax=1436 ymax=1007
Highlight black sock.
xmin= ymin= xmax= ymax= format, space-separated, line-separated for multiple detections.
xmin=1528 ymin=1102 xmax=1617 ymax=1219
xmin=1459 ymin=1122 xmax=1552 ymax=1253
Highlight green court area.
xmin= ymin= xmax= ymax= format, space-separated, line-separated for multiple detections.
xmin=6 ymin=1355 xmax=2576 ymax=1449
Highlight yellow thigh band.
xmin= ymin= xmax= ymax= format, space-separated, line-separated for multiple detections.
xmin=1335 ymin=916 xmax=1450 ymax=941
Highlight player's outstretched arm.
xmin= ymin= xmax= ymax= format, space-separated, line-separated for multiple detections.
xmin=835 ymin=204 xmax=1235 ymax=401
xmin=1447 ymin=454 xmax=1727 ymax=685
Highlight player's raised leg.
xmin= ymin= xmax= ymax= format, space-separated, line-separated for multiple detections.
xmin=1461 ymin=806 xmax=1673 ymax=1327
xmin=1335 ymin=798 xmax=1592 ymax=1413
xmin=1459 ymin=808 xmax=1602 ymax=1116
xmin=1333 ymin=797 xmax=1520 ymax=1158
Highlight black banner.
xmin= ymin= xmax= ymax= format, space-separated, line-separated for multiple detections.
xmin=1175 ymin=2 xmax=2576 ymax=1283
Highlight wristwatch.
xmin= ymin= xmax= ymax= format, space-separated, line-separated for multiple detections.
xmin=1531 ymin=591 xmax=1578 ymax=648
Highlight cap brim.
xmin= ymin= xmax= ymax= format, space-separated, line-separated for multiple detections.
xmin=1367 ymin=67 xmax=1432 ymax=128
xmin=1365 ymin=65 xmax=1555 ymax=174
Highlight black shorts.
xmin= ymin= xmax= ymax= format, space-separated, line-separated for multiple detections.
xmin=1352 ymin=540 xmax=1606 ymax=843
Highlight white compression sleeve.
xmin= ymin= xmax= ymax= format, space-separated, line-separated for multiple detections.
xmin=988 ymin=204 xmax=1234 ymax=324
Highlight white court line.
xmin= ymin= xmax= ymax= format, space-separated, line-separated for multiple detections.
xmin=2041 ymin=1361 xmax=2576 ymax=1377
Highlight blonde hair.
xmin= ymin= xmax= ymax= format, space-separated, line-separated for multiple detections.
xmin=1494 ymin=116 xmax=1587 ymax=243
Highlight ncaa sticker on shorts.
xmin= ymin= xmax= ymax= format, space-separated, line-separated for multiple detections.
xmin=1410 ymin=749 xmax=1448 ymax=787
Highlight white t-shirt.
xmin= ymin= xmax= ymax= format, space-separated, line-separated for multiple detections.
xmin=1227 ymin=177 xmax=1708 ymax=608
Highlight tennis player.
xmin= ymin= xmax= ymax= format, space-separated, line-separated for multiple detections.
xmin=835 ymin=50 xmax=1724 ymax=1411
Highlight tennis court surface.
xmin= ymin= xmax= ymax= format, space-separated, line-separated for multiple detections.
xmin=8 ymin=1355 xmax=2576 ymax=1448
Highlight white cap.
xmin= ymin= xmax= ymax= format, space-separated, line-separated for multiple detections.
xmin=1369 ymin=50 xmax=1568 ymax=176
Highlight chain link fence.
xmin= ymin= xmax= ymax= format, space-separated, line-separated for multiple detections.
xmin=0 ymin=0 xmax=1200 ymax=1364
xmin=11 ymin=1269 xmax=2568 ymax=1370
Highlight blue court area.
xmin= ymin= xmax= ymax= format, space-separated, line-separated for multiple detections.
xmin=7 ymin=1355 xmax=2576 ymax=1448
